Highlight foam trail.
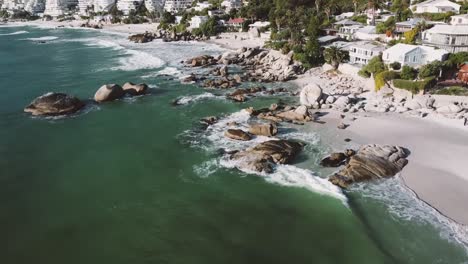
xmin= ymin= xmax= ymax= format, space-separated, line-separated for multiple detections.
xmin=352 ymin=176 xmax=468 ymax=253
xmin=112 ymin=49 xmax=165 ymax=71
xmin=175 ymin=93 xmax=223 ymax=106
xmin=25 ymin=36 xmax=58 ymax=41
xmin=0 ymin=30 xmax=28 ymax=36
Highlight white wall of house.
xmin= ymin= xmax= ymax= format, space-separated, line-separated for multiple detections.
xmin=349 ymin=43 xmax=384 ymax=65
xmin=450 ymin=15 xmax=468 ymax=25
xmin=190 ymin=15 xmax=208 ymax=29
xmin=422 ymin=25 xmax=468 ymax=53
xmin=383 ymin=44 xmax=448 ymax=67
xmin=411 ymin=0 xmax=460 ymax=14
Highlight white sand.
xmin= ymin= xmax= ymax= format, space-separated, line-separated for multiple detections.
xmin=311 ymin=110 xmax=468 ymax=226
xmin=206 ymin=32 xmax=268 ymax=51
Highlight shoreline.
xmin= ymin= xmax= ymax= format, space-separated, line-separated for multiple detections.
xmin=3 ymin=20 xmax=468 ymax=233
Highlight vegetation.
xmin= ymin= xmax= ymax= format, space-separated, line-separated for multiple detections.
xmin=419 ymin=61 xmax=443 ymax=79
xmin=359 ymin=55 xmax=386 ymax=78
xmin=393 ymin=77 xmax=436 ymax=94
xmin=390 ymin=61 xmax=401 ymax=70
xmin=324 ymin=46 xmax=348 ymax=70
xmin=375 ymin=70 xmax=400 ymax=90
xmin=400 ymin=65 xmax=417 ymax=80
xmin=433 ymin=86 xmax=468 ymax=96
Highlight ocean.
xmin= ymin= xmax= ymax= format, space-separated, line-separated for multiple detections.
xmin=0 ymin=25 xmax=467 ymax=264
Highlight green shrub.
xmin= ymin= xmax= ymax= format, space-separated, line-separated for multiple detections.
xmin=434 ymin=86 xmax=468 ymax=96
xmin=359 ymin=56 xmax=386 ymax=78
xmin=358 ymin=69 xmax=371 ymax=78
xmin=390 ymin=62 xmax=401 ymax=70
xmin=393 ymin=77 xmax=436 ymax=94
xmin=419 ymin=61 xmax=442 ymax=78
xmin=375 ymin=71 xmax=400 ymax=91
xmin=400 ymin=65 xmax=417 ymax=80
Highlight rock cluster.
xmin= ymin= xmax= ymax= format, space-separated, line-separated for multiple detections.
xmin=128 ymin=30 xmax=206 ymax=44
xmin=24 ymin=92 xmax=85 ymax=116
xmin=229 ymin=140 xmax=304 ymax=173
xmin=94 ymin=82 xmax=148 ymax=103
xmin=325 ymin=145 xmax=410 ymax=188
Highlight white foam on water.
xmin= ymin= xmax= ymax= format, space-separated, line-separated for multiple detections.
xmin=193 ymin=159 xmax=220 ymax=178
xmin=351 ymin=176 xmax=468 ymax=253
xmin=175 ymin=92 xmax=223 ymax=106
xmin=0 ymin=30 xmax=28 ymax=36
xmin=112 ymin=49 xmax=165 ymax=71
xmin=24 ymin=36 xmax=58 ymax=41
xmin=82 ymin=38 xmax=124 ymax=50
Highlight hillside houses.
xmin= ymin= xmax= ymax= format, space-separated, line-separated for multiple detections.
xmin=410 ymin=0 xmax=461 ymax=14
xmin=422 ymin=25 xmax=468 ymax=53
xmin=349 ymin=41 xmax=385 ymax=65
xmin=382 ymin=43 xmax=449 ymax=67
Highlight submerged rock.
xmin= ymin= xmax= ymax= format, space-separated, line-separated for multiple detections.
xmin=24 ymin=92 xmax=85 ymax=116
xmin=328 ymin=144 xmax=410 ymax=188
xmin=248 ymin=123 xmax=278 ymax=137
xmin=94 ymin=84 xmax=125 ymax=103
xmin=122 ymin=82 xmax=148 ymax=96
xmin=224 ymin=129 xmax=251 ymax=141
xmin=230 ymin=140 xmax=304 ymax=173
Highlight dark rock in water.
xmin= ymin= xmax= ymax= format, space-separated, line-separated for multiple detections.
xmin=224 ymin=129 xmax=251 ymax=141
xmin=248 ymin=123 xmax=278 ymax=137
xmin=329 ymin=144 xmax=410 ymax=188
xmin=94 ymin=84 xmax=125 ymax=103
xmin=320 ymin=152 xmax=348 ymax=167
xmin=24 ymin=92 xmax=85 ymax=116
xmin=183 ymin=74 xmax=198 ymax=83
xmin=122 ymin=82 xmax=148 ymax=96
xmin=187 ymin=55 xmax=216 ymax=67
xmin=200 ymin=116 xmax=218 ymax=126
xmin=229 ymin=94 xmax=246 ymax=102
xmin=128 ymin=32 xmax=155 ymax=43
xmin=344 ymin=138 xmax=352 ymax=142
xmin=230 ymin=140 xmax=304 ymax=173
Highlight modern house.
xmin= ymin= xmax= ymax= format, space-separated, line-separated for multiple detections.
xmin=450 ymin=14 xmax=468 ymax=25
xmin=193 ymin=2 xmax=211 ymax=11
xmin=422 ymin=25 xmax=468 ymax=53
xmin=354 ymin=26 xmax=383 ymax=41
xmin=226 ymin=17 xmax=244 ymax=30
xmin=117 ymin=0 xmax=144 ymax=15
xmin=337 ymin=25 xmax=363 ymax=40
xmin=395 ymin=18 xmax=426 ymax=33
xmin=318 ymin=35 xmax=340 ymax=46
xmin=164 ymin=0 xmax=193 ymax=13
xmin=382 ymin=43 xmax=449 ymax=67
xmin=410 ymin=0 xmax=460 ymax=14
xmin=348 ymin=41 xmax=385 ymax=65
xmin=335 ymin=12 xmax=354 ymax=21
xmin=190 ymin=15 xmax=208 ymax=29
xmin=221 ymin=0 xmax=242 ymax=12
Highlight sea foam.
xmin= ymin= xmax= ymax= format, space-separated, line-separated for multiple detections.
xmin=0 ymin=30 xmax=28 ymax=36
xmin=25 ymin=36 xmax=58 ymax=41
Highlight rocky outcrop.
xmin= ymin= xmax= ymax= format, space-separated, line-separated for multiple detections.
xmin=129 ymin=30 xmax=204 ymax=44
xmin=320 ymin=150 xmax=355 ymax=167
xmin=248 ymin=123 xmax=278 ymax=137
xmin=186 ymin=55 xmax=216 ymax=67
xmin=224 ymin=129 xmax=251 ymax=141
xmin=94 ymin=84 xmax=125 ymax=103
xmin=300 ymin=83 xmax=322 ymax=107
xmin=230 ymin=140 xmax=304 ymax=173
xmin=328 ymin=145 xmax=410 ymax=188
xmin=122 ymin=82 xmax=148 ymax=96
xmin=128 ymin=32 xmax=155 ymax=43
xmin=24 ymin=92 xmax=85 ymax=116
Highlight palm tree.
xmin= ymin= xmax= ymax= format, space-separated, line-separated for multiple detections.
xmin=368 ymin=0 xmax=385 ymax=26
xmin=353 ymin=0 xmax=359 ymax=15
xmin=324 ymin=46 xmax=348 ymax=71
xmin=324 ymin=0 xmax=338 ymax=22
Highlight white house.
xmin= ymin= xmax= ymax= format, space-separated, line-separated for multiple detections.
xmin=450 ymin=14 xmax=468 ymax=25
xmin=383 ymin=43 xmax=449 ymax=67
xmin=193 ymin=1 xmax=211 ymax=11
xmin=145 ymin=0 xmax=165 ymax=13
xmin=117 ymin=0 xmax=143 ymax=15
xmin=348 ymin=41 xmax=385 ymax=65
xmin=337 ymin=25 xmax=363 ymax=40
xmin=335 ymin=12 xmax=354 ymax=21
xmin=190 ymin=15 xmax=208 ymax=29
xmin=411 ymin=0 xmax=460 ymax=14
xmin=422 ymin=25 xmax=468 ymax=52
xmin=354 ymin=26 xmax=384 ymax=41
xmin=164 ymin=0 xmax=193 ymax=13
xmin=221 ymin=0 xmax=242 ymax=12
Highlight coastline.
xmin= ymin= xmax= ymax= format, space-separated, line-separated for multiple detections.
xmin=3 ymin=19 xmax=468 ymax=241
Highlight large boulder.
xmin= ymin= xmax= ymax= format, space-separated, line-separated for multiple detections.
xmin=224 ymin=129 xmax=251 ymax=141
xmin=230 ymin=140 xmax=304 ymax=173
xmin=94 ymin=84 xmax=125 ymax=103
xmin=320 ymin=150 xmax=355 ymax=167
xmin=248 ymin=123 xmax=278 ymax=137
xmin=436 ymin=104 xmax=463 ymax=114
xmin=329 ymin=144 xmax=410 ymax=188
xmin=300 ymin=83 xmax=322 ymax=107
xmin=122 ymin=82 xmax=148 ymax=96
xmin=24 ymin=92 xmax=85 ymax=116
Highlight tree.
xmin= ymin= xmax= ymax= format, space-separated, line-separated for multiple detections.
xmin=419 ymin=61 xmax=443 ymax=78
xmin=400 ymin=65 xmax=417 ymax=80
xmin=324 ymin=46 xmax=348 ymax=70
xmin=359 ymin=55 xmax=386 ymax=78
xmin=367 ymin=0 xmax=385 ymax=26
xmin=390 ymin=61 xmax=401 ymax=70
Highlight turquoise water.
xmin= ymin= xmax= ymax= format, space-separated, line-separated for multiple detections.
xmin=0 ymin=26 xmax=467 ymax=264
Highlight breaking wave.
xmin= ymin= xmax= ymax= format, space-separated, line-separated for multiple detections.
xmin=0 ymin=30 xmax=28 ymax=36
xmin=174 ymin=92 xmax=224 ymax=106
